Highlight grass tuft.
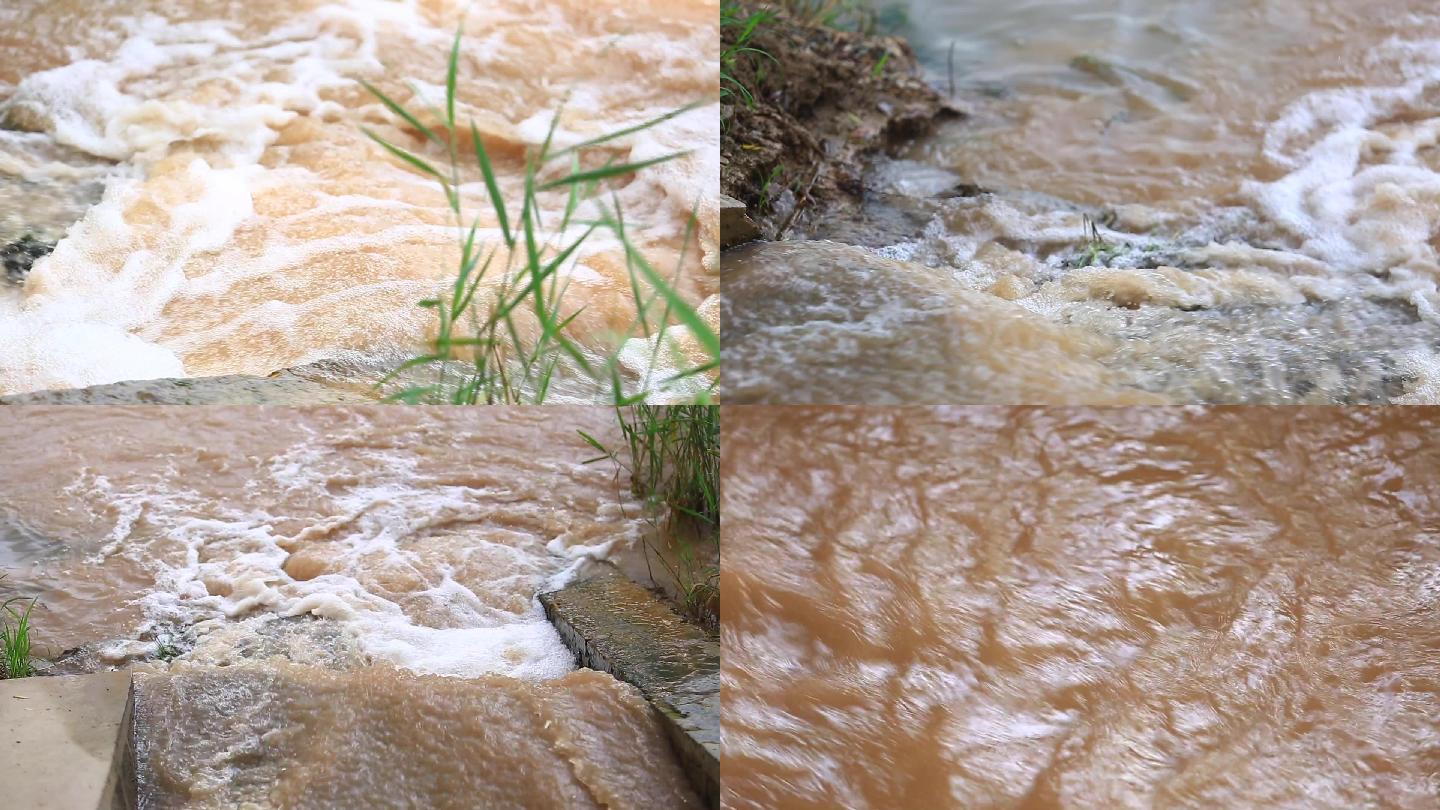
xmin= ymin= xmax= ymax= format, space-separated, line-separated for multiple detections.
xmin=756 ymin=164 xmax=785 ymax=214
xmin=1 ymin=584 xmax=36 ymax=679
xmin=580 ymin=405 xmax=719 ymax=625
xmin=365 ymin=27 xmax=718 ymax=404
xmin=1067 ymin=214 xmax=1125 ymax=268
xmin=722 ymin=3 xmax=777 ymax=109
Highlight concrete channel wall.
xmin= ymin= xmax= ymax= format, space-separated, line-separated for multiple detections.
xmin=539 ymin=564 xmax=721 ymax=809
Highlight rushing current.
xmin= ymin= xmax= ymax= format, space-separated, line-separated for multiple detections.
xmin=133 ymin=663 xmax=701 ymax=808
xmin=0 ymin=0 xmax=718 ymax=399
xmin=0 ymin=406 xmax=700 ymax=806
xmin=722 ymin=407 xmax=1440 ymax=808
xmin=725 ymin=0 xmax=1440 ymax=404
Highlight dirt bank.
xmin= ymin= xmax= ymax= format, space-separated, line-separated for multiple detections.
xmin=720 ymin=5 xmax=958 ymax=240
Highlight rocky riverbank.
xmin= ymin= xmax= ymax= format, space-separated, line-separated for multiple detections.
xmin=720 ymin=4 xmax=958 ymax=240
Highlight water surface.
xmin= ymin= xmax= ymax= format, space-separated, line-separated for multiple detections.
xmin=0 ymin=0 xmax=718 ymax=399
xmin=0 ymin=405 xmax=702 ymax=805
xmin=723 ymin=407 xmax=1440 ymax=807
xmin=727 ymin=0 xmax=1440 ymax=403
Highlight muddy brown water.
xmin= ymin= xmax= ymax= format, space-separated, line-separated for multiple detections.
xmin=726 ymin=0 xmax=1440 ymax=404
xmin=722 ymin=407 xmax=1440 ymax=808
xmin=0 ymin=0 xmax=718 ymax=399
xmin=134 ymin=663 xmax=700 ymax=809
xmin=0 ymin=406 xmax=699 ymax=806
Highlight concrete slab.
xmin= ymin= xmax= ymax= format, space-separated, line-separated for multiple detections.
xmin=540 ymin=565 xmax=720 ymax=809
xmin=0 ymin=672 xmax=134 ymax=809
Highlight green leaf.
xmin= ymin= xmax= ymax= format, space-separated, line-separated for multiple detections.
xmin=470 ymin=121 xmax=512 ymax=247
xmin=446 ymin=26 xmax=462 ymax=127
xmin=550 ymin=101 xmax=706 ymax=159
xmin=621 ymin=227 xmax=720 ymax=360
xmin=382 ymin=385 xmax=444 ymax=404
xmin=576 ymin=429 xmax=610 ymax=454
xmin=360 ymin=79 xmax=441 ymax=144
xmin=363 ymin=128 xmax=447 ymax=181
xmin=538 ymin=152 xmax=686 ymax=191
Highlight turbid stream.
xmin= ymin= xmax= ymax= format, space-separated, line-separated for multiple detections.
xmin=0 ymin=406 xmax=700 ymax=807
xmin=723 ymin=407 xmax=1440 ymax=807
xmin=725 ymin=0 xmax=1440 ymax=404
xmin=0 ymin=0 xmax=718 ymax=400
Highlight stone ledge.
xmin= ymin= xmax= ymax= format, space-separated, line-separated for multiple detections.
xmin=0 ymin=366 xmax=377 ymax=405
xmin=539 ymin=565 xmax=719 ymax=809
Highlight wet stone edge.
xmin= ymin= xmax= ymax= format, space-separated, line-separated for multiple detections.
xmin=538 ymin=564 xmax=720 ymax=809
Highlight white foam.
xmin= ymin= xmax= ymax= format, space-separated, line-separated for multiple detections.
xmin=356 ymin=611 xmax=577 ymax=680
xmin=0 ymin=314 xmax=184 ymax=392
xmin=1243 ymin=36 xmax=1440 ymax=315
xmin=88 ymin=415 xmax=644 ymax=680
xmin=0 ymin=1 xmax=396 ymax=392
xmin=0 ymin=158 xmax=256 ymax=390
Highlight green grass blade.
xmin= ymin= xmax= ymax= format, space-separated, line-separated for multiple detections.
xmin=446 ymin=26 xmax=462 ymax=127
xmin=538 ymin=153 xmax=686 ymax=192
xmin=550 ymin=101 xmax=706 ymax=159
xmin=360 ymin=80 xmax=442 ymax=144
xmin=470 ymin=121 xmax=512 ymax=247
xmin=363 ymin=128 xmax=447 ymax=182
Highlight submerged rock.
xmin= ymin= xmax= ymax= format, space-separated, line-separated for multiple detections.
xmin=133 ymin=662 xmax=703 ymax=808
xmin=721 ymin=239 xmax=1165 ymax=404
xmin=1 ymin=234 xmax=54 ymax=284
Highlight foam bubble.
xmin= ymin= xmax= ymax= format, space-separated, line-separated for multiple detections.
xmin=357 ymin=614 xmax=578 ymax=680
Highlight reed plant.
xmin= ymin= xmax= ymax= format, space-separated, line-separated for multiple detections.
xmin=581 ymin=405 xmax=719 ymax=625
xmin=1 ymin=590 xmax=35 ymax=679
xmin=365 ymin=28 xmax=719 ymax=404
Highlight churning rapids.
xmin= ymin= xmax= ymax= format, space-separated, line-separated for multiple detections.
xmin=0 ymin=0 xmax=718 ymax=399
xmin=0 ymin=407 xmax=701 ymax=807
xmin=723 ymin=0 xmax=1440 ymax=404
xmin=722 ymin=407 xmax=1440 ymax=808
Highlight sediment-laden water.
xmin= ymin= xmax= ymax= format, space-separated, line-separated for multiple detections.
xmin=722 ymin=407 xmax=1440 ymax=807
xmin=0 ymin=0 xmax=718 ymax=399
xmin=1 ymin=406 xmax=638 ymax=668
xmin=134 ymin=663 xmax=700 ymax=808
xmin=0 ymin=406 xmax=699 ymax=805
xmin=727 ymin=0 xmax=1440 ymax=404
